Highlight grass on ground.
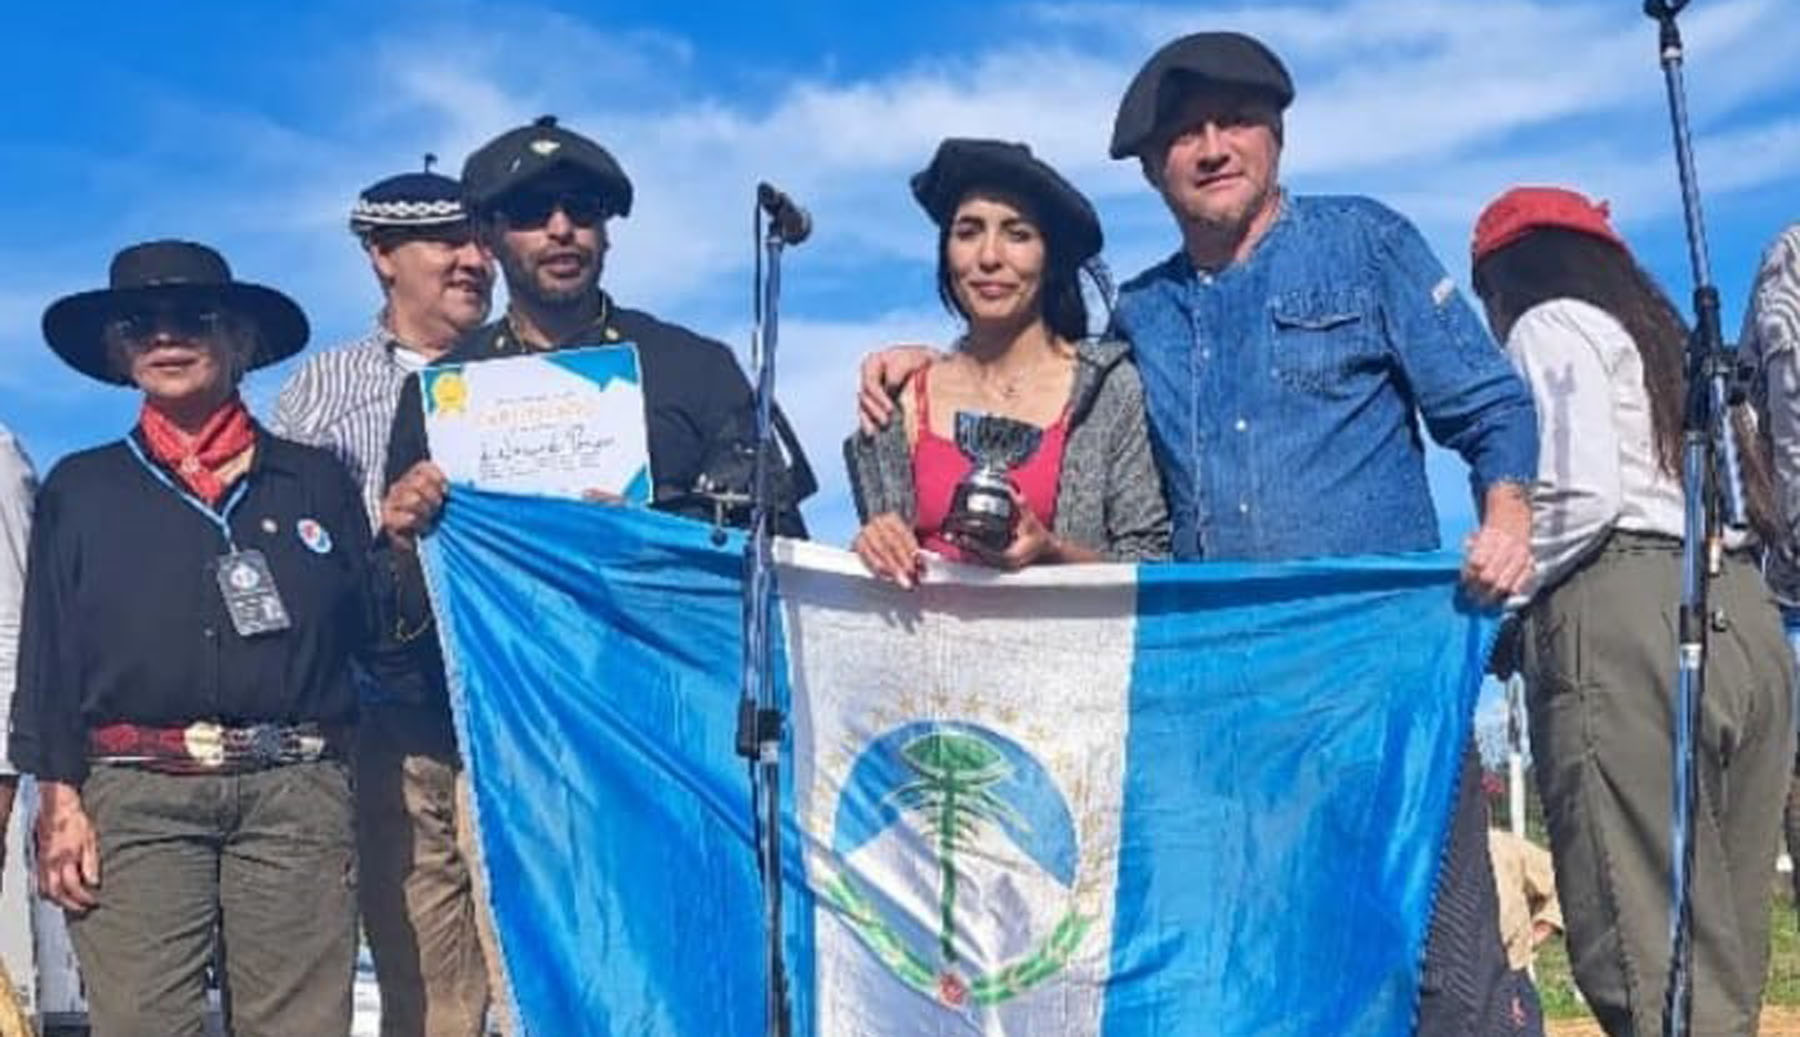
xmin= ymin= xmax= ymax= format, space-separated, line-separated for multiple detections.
xmin=1535 ymin=877 xmax=1800 ymax=1018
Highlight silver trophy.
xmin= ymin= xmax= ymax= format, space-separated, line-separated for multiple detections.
xmin=945 ymin=411 xmax=1044 ymax=552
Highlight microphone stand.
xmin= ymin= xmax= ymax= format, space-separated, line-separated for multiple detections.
xmin=1644 ymin=3 xmax=1751 ymax=1034
xmin=738 ymin=184 xmax=808 ymax=1037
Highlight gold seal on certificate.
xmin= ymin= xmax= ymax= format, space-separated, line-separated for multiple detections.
xmin=421 ymin=345 xmax=653 ymax=502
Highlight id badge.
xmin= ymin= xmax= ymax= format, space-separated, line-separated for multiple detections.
xmin=214 ymin=549 xmax=292 ymax=637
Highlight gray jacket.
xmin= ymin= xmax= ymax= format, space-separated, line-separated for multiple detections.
xmin=844 ymin=338 xmax=1171 ymax=561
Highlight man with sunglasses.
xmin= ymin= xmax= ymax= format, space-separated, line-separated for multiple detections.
xmin=374 ymin=117 xmax=813 ymax=1028
xmin=273 ymin=165 xmax=497 ymax=1037
xmin=383 ymin=116 xmax=813 ymax=539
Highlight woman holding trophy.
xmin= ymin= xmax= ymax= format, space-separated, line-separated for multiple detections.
xmin=846 ymin=138 xmax=1169 ymax=586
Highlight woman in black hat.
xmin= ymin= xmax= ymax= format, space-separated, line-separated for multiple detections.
xmin=847 ymin=139 xmax=1169 ymax=584
xmin=12 ymin=240 xmax=372 ymax=1036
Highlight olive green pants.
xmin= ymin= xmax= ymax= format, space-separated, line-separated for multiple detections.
xmin=68 ymin=761 xmax=357 ymax=1037
xmin=1523 ymin=534 xmax=1793 ymax=1036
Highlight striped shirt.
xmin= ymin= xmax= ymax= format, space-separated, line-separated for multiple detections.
xmin=1745 ymin=224 xmax=1800 ymax=604
xmin=272 ymin=324 xmax=430 ymax=529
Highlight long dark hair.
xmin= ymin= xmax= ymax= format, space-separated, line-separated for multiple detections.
xmin=1473 ymin=227 xmax=1780 ymax=543
xmin=934 ymin=188 xmax=1090 ymax=342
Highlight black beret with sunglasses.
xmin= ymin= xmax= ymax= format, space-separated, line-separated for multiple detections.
xmin=910 ymin=138 xmax=1103 ymax=266
xmin=461 ymin=115 xmax=633 ymax=219
xmin=1109 ymin=31 xmax=1294 ymax=160
xmin=42 ymin=240 xmax=309 ymax=386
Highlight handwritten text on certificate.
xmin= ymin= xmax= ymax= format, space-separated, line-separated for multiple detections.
xmin=420 ymin=345 xmax=653 ymax=502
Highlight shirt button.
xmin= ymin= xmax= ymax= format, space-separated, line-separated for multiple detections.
xmin=1239 ymin=501 xmax=1251 ymax=515
xmin=1234 ymin=418 xmax=1248 ymax=432
xmin=203 ymin=627 xmax=217 ymax=639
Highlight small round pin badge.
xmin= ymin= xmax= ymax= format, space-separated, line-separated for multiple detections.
xmin=297 ymin=519 xmax=334 ymax=555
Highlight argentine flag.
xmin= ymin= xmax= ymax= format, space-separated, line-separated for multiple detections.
xmin=421 ymin=490 xmax=1494 ymax=1036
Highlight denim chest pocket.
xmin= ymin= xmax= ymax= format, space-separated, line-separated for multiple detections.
xmin=1268 ymin=290 xmax=1384 ymax=397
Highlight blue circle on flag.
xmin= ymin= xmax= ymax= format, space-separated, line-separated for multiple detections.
xmin=834 ymin=720 xmax=1078 ymax=888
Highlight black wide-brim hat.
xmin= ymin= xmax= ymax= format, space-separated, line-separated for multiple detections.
xmin=42 ymin=240 xmax=310 ymax=386
xmin=910 ymin=139 xmax=1103 ymax=265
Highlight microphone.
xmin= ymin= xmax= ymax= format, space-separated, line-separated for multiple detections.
xmin=757 ymin=182 xmax=812 ymax=245
xmin=653 ymin=410 xmax=818 ymax=542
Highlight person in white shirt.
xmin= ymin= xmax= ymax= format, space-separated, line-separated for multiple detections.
xmin=0 ymin=423 xmax=31 ymax=1037
xmin=0 ymin=424 xmax=32 ymax=868
xmin=1469 ymin=185 xmax=1792 ymax=1037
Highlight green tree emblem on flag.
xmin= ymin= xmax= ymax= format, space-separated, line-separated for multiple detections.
xmin=822 ymin=724 xmax=1092 ymax=1009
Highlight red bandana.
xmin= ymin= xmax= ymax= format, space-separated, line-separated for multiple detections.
xmin=138 ymin=396 xmax=256 ymax=505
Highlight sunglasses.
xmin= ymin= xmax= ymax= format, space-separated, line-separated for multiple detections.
xmin=492 ymin=191 xmax=609 ymax=229
xmin=108 ymin=302 xmax=223 ymax=345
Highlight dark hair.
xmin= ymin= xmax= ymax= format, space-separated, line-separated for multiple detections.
xmin=934 ymin=188 xmax=1089 ymax=342
xmin=1472 ymin=227 xmax=1780 ymax=543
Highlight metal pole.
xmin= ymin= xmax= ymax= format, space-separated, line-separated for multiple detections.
xmin=1507 ymin=676 xmax=1526 ymax=839
xmin=742 ymin=222 xmax=790 ymax=1037
xmin=1642 ymin=3 xmax=1749 ymax=1033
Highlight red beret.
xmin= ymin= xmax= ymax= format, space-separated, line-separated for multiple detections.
xmin=1472 ymin=185 xmax=1626 ymax=263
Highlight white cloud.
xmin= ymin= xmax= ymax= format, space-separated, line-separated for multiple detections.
xmin=4 ymin=0 xmax=1797 ymax=541
xmin=335 ymin=0 xmax=1800 ymax=318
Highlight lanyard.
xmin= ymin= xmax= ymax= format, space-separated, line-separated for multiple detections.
xmin=123 ymin=434 xmax=251 ymax=552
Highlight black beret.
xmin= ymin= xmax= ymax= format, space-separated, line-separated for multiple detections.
xmin=461 ymin=115 xmax=634 ymax=218
xmin=350 ymin=170 xmax=469 ymax=235
xmin=1109 ymin=32 xmax=1294 ymax=159
xmin=910 ymin=138 xmax=1103 ymax=266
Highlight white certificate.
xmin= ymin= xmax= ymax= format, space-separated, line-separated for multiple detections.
xmin=421 ymin=345 xmax=653 ymax=502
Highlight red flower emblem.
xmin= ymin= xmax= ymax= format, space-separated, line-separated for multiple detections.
xmin=938 ymin=972 xmax=968 ymax=1007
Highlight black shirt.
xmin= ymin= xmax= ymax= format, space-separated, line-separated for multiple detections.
xmin=373 ymin=296 xmax=814 ymax=707
xmin=9 ymin=429 xmax=374 ymax=783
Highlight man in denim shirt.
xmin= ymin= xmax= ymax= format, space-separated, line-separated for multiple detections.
xmin=859 ymin=30 xmax=1538 ymax=1036
xmin=1107 ymin=32 xmax=1536 ymax=576
xmin=1109 ymin=32 xmax=1537 ymax=1035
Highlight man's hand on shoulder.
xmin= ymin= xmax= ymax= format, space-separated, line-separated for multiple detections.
xmin=858 ymin=345 xmax=940 ymax=436
xmin=381 ymin=462 xmax=449 ymax=551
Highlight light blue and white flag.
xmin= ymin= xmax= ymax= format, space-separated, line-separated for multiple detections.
xmin=420 ymin=489 xmax=1495 ymax=1036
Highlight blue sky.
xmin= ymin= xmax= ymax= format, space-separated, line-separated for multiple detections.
xmin=2 ymin=0 xmax=1796 ymax=546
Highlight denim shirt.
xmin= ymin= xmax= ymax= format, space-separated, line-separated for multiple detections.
xmin=1115 ymin=194 xmax=1537 ymax=562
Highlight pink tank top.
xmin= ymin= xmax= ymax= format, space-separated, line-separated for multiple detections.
xmin=910 ymin=366 xmax=1070 ymax=561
